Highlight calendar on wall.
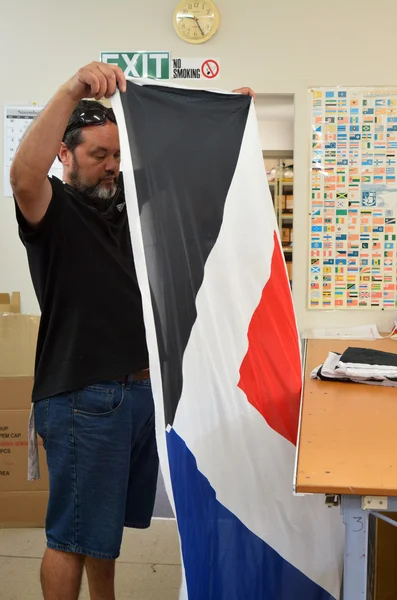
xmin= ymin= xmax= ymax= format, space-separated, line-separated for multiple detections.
xmin=4 ymin=105 xmax=63 ymax=197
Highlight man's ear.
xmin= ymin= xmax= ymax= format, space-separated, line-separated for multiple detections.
xmin=58 ymin=142 xmax=72 ymax=167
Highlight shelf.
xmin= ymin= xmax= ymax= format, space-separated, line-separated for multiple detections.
xmin=281 ymin=213 xmax=293 ymax=219
xmin=267 ymin=180 xmax=294 ymax=187
xmin=283 ymin=246 xmax=293 ymax=253
xmin=262 ymin=151 xmax=294 ymax=159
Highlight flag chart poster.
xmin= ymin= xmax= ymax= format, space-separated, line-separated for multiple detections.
xmin=310 ymin=87 xmax=397 ymax=309
xmin=113 ymin=79 xmax=344 ymax=600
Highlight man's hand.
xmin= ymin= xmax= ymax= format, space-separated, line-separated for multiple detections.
xmin=11 ymin=62 xmax=126 ymax=226
xmin=63 ymin=62 xmax=127 ymax=103
xmin=232 ymin=87 xmax=256 ymax=102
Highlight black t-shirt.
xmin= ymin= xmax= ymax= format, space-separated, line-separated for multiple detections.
xmin=16 ymin=176 xmax=149 ymax=402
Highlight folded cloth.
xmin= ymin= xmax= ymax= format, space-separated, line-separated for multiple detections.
xmin=338 ymin=347 xmax=397 ymax=381
xmin=339 ymin=346 xmax=397 ymax=369
xmin=310 ymin=347 xmax=397 ymax=388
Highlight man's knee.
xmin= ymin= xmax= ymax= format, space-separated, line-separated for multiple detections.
xmin=85 ymin=556 xmax=115 ymax=579
xmin=41 ymin=549 xmax=85 ymax=600
xmin=43 ymin=547 xmax=85 ymax=570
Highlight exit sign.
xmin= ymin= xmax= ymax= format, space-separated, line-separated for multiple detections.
xmin=101 ymin=52 xmax=170 ymax=80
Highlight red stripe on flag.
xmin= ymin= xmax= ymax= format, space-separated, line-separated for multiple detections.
xmin=238 ymin=232 xmax=302 ymax=446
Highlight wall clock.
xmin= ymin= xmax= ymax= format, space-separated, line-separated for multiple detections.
xmin=173 ymin=1 xmax=220 ymax=44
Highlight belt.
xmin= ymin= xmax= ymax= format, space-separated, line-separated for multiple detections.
xmin=115 ymin=369 xmax=150 ymax=383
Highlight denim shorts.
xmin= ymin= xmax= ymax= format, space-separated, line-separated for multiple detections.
xmin=34 ymin=377 xmax=159 ymax=560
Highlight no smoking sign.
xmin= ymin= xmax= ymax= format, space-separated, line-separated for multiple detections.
xmin=202 ymin=60 xmax=220 ymax=79
xmin=172 ymin=57 xmax=220 ymax=80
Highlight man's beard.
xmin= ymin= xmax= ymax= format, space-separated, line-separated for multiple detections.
xmin=69 ymin=156 xmax=118 ymax=203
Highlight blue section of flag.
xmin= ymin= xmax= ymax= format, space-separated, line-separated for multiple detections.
xmin=167 ymin=428 xmax=335 ymax=600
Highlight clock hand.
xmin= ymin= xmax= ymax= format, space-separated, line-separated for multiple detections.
xmin=193 ymin=16 xmax=205 ymax=36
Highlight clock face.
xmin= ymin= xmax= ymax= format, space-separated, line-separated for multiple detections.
xmin=174 ymin=1 xmax=220 ymax=44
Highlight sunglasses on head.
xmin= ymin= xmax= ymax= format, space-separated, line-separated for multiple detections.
xmin=63 ymin=107 xmax=117 ymax=140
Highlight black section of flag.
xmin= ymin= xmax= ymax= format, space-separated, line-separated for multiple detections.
xmin=121 ymin=82 xmax=250 ymax=426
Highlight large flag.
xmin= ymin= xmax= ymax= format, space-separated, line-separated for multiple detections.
xmin=112 ymin=80 xmax=344 ymax=600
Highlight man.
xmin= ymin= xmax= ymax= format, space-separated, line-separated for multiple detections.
xmin=11 ymin=62 xmax=255 ymax=600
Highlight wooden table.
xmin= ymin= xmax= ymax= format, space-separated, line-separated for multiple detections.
xmin=295 ymin=338 xmax=397 ymax=600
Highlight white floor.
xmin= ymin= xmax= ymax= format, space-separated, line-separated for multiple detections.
xmin=0 ymin=519 xmax=181 ymax=599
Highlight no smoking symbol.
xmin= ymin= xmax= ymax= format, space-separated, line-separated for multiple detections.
xmin=202 ymin=60 xmax=219 ymax=79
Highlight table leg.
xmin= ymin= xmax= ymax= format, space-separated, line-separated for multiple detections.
xmin=341 ymin=495 xmax=369 ymax=600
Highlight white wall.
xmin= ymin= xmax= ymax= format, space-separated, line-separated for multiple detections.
xmin=259 ymin=120 xmax=293 ymax=152
xmin=256 ymin=95 xmax=294 ymax=151
xmin=1 ymin=0 xmax=397 ymax=331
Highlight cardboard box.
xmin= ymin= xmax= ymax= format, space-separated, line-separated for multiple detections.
xmin=0 ymin=405 xmax=49 ymax=493
xmin=0 ymin=292 xmax=21 ymax=314
xmin=0 ymin=491 xmax=48 ymax=528
xmin=0 ymin=313 xmax=49 ymax=527
xmin=285 ymin=195 xmax=294 ymax=211
xmin=0 ymin=314 xmax=39 ymax=377
xmin=286 ymin=261 xmax=293 ymax=280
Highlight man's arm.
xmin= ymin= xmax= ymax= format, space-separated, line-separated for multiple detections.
xmin=10 ymin=62 xmax=126 ymax=227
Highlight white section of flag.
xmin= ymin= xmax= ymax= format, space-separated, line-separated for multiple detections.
xmin=172 ymin=103 xmax=344 ymax=598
